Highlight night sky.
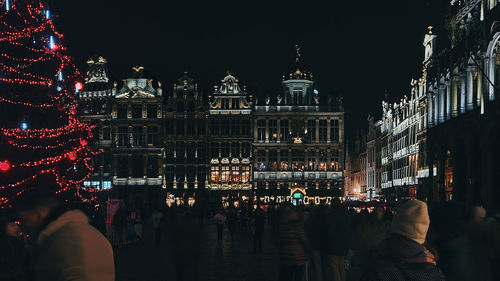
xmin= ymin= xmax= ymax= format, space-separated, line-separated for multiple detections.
xmin=49 ymin=0 xmax=446 ymax=137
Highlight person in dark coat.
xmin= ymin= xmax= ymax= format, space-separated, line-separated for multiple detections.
xmin=253 ymin=208 xmax=265 ymax=253
xmin=0 ymin=212 xmax=31 ymax=281
xmin=323 ymin=198 xmax=353 ymax=281
xmin=276 ymin=203 xmax=308 ymax=281
xmin=361 ymin=200 xmax=445 ymax=281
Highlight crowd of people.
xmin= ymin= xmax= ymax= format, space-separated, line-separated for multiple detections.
xmin=1 ymin=189 xmax=500 ymax=281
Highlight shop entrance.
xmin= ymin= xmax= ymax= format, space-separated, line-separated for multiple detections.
xmin=292 ymin=190 xmax=304 ymax=206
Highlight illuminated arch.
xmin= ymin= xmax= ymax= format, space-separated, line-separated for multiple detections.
xmin=486 ymin=31 xmax=500 ymax=101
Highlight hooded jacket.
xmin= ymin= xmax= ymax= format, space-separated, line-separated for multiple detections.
xmin=35 ymin=210 xmax=115 ymax=281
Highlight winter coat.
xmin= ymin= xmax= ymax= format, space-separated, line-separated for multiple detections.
xmin=361 ymin=235 xmax=445 ymax=281
xmin=0 ymin=236 xmax=31 ymax=281
xmin=35 ymin=210 xmax=115 ymax=281
xmin=276 ymin=209 xmax=307 ymax=265
xmin=323 ymin=206 xmax=353 ymax=256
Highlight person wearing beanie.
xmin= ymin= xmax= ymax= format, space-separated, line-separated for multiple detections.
xmin=360 ymin=200 xmax=445 ymax=281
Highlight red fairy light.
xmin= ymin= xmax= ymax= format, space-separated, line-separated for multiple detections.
xmin=0 ymin=161 xmax=11 ymax=172
xmin=66 ymin=151 xmax=77 ymax=161
xmin=74 ymin=81 xmax=83 ymax=91
xmin=0 ymin=1 xmax=99 ymax=206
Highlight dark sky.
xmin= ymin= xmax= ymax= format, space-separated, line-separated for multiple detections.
xmin=49 ymin=0 xmax=446 ymax=137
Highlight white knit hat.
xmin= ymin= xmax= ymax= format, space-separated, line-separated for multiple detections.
xmin=391 ymin=199 xmax=430 ymax=244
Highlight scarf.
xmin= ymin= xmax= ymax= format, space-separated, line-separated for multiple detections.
xmin=384 ymin=234 xmax=437 ymax=265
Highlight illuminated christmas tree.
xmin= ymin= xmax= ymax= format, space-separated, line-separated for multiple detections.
xmin=0 ymin=0 xmax=99 ymax=206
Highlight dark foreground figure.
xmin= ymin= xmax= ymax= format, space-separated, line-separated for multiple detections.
xmin=14 ymin=190 xmax=115 ymax=281
xmin=361 ymin=200 xmax=445 ymax=281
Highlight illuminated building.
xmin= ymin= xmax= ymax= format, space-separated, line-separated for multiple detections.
xmin=164 ymin=72 xmax=208 ymax=205
xmin=425 ymin=1 xmax=500 ymax=209
xmin=207 ymin=72 xmax=253 ymax=202
xmin=253 ymin=46 xmax=344 ymax=205
xmin=80 ymin=62 xmax=165 ymax=209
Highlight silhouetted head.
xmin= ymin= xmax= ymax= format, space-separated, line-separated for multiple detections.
xmin=13 ymin=189 xmax=64 ymax=235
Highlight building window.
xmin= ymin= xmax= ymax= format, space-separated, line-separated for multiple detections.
xmin=319 ymin=151 xmax=327 ymax=171
xmin=187 ymin=142 xmax=196 ymax=161
xmin=198 ymin=168 xmax=206 ymax=183
xmin=231 ymin=166 xmax=240 ymax=182
xmin=330 ymin=119 xmax=339 ymax=142
xmin=197 ymin=144 xmax=206 ymax=162
xmin=165 ymin=119 xmax=173 ymax=135
xmin=210 ymin=166 xmax=219 ymax=182
xmin=257 ymin=150 xmax=266 ymax=171
xmin=221 ymin=98 xmax=229 ymax=109
xmin=269 ymin=150 xmax=278 ymax=171
xmin=147 ymin=126 xmax=159 ymax=146
xmin=242 ymin=166 xmax=250 ymax=183
xmin=242 ymin=120 xmax=250 ymax=136
xmin=292 ymin=150 xmax=304 ymax=171
xmin=231 ymin=120 xmax=240 ymax=135
xmin=319 ymin=120 xmax=327 ymax=142
xmin=221 ymin=166 xmax=230 ymax=182
xmin=102 ymin=127 xmax=111 ymax=141
xmin=165 ymin=142 xmax=174 ymax=162
xmin=269 ymin=120 xmax=278 ymax=142
xmin=176 ymin=119 xmax=184 ymax=135
xmin=221 ymin=120 xmax=230 ymax=135
xmin=231 ymin=142 xmax=240 ymax=158
xmin=307 ymin=120 xmax=316 ymax=142
xmin=231 ymin=98 xmax=240 ymax=109
xmin=221 ymin=142 xmax=229 ymax=158
xmin=242 ymin=142 xmax=250 ymax=158
xmin=280 ymin=120 xmax=289 ymax=142
xmin=187 ymin=101 xmax=195 ymax=112
xmin=307 ymin=156 xmax=316 ymax=171
xmin=210 ymin=120 xmax=218 ymax=135
xmin=187 ymin=167 xmax=195 ymax=183
xmin=186 ymin=120 xmax=195 ymax=135
xmin=117 ymin=156 xmax=128 ymax=177
xmin=176 ymin=142 xmax=185 ymax=163
xmin=147 ymin=155 xmax=158 ymax=177
xmin=198 ymin=119 xmax=205 ymax=135
xmin=133 ymin=127 xmax=143 ymax=147
xmin=132 ymin=155 xmax=143 ymax=177
xmin=117 ymin=105 xmax=128 ymax=119
xmin=147 ymin=104 xmax=157 ymax=118
xmin=280 ymin=150 xmax=289 ymax=170
xmin=176 ymin=165 xmax=185 ymax=183
xmin=210 ymin=142 xmax=219 ymax=158
xmin=257 ymin=120 xmax=266 ymax=142
xmin=132 ymin=105 xmax=143 ymax=119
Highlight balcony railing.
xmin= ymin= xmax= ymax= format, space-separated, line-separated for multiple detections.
xmin=253 ymin=171 xmax=342 ymax=181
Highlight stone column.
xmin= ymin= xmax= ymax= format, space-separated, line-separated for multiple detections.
xmin=277 ymin=119 xmax=281 ymax=143
xmin=327 ymin=119 xmax=331 ymax=143
xmin=434 ymin=94 xmax=438 ymax=125
xmin=427 ymin=93 xmax=434 ymax=127
xmin=438 ymin=84 xmax=445 ymax=123
xmin=265 ymin=119 xmax=269 ymax=143
xmin=315 ymin=119 xmax=319 ymax=143
xmin=253 ymin=119 xmax=258 ymax=143
xmin=466 ymin=66 xmax=474 ymax=110
xmin=446 ymin=80 xmax=451 ymax=120
xmin=452 ymin=77 xmax=459 ymax=117
xmin=460 ymin=73 xmax=466 ymax=114
xmin=476 ymin=66 xmax=483 ymax=108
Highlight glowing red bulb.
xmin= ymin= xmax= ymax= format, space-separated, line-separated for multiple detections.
xmin=75 ymin=81 xmax=83 ymax=91
xmin=66 ymin=152 xmax=77 ymax=161
xmin=80 ymin=139 xmax=88 ymax=146
xmin=0 ymin=161 xmax=11 ymax=172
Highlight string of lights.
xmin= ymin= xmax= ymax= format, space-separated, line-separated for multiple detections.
xmin=0 ymin=0 xmax=102 ymax=207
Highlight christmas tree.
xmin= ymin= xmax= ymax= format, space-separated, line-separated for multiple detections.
xmin=0 ymin=0 xmax=99 ymax=206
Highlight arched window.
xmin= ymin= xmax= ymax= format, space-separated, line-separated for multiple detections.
xmin=486 ymin=32 xmax=500 ymax=100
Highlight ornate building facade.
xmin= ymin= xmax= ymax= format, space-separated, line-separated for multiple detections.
xmin=425 ymin=0 xmax=500 ymax=209
xmin=80 ymin=63 xmax=165 ymax=209
xmin=207 ymin=73 xmax=253 ymax=201
xmin=164 ymin=72 xmax=208 ymax=206
xmin=253 ymin=50 xmax=344 ymax=205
